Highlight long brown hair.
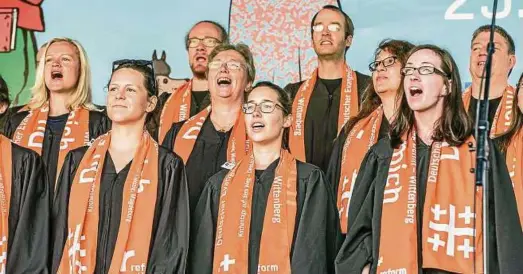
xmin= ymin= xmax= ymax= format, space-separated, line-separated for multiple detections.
xmin=344 ymin=39 xmax=414 ymax=135
xmin=496 ymin=72 xmax=523 ymax=152
xmin=390 ymin=44 xmax=473 ymax=148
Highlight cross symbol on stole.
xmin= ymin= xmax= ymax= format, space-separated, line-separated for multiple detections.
xmin=220 ymin=254 xmax=236 ymax=272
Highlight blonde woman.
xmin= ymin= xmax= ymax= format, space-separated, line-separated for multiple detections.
xmin=4 ymin=37 xmax=110 ymax=187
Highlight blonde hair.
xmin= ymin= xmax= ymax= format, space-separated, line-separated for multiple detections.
xmin=29 ymin=37 xmax=98 ymax=111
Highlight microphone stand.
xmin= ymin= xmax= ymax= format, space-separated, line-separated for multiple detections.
xmin=474 ymin=0 xmax=498 ymax=273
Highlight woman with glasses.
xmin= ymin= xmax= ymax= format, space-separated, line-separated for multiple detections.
xmin=162 ymin=43 xmax=254 ymax=212
xmin=335 ymin=45 xmax=523 ymax=273
xmin=4 ymin=37 xmax=110 ymax=188
xmin=189 ymin=81 xmax=341 ymax=274
xmin=326 ymin=39 xmax=414 ymax=237
xmin=51 ymin=60 xmax=190 ymax=274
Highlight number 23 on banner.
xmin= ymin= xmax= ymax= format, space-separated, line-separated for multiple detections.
xmin=445 ymin=0 xmax=523 ymax=20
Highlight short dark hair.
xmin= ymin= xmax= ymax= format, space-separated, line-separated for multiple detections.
xmin=207 ymin=43 xmax=256 ymax=84
xmin=185 ymin=20 xmax=229 ymax=50
xmin=311 ymin=5 xmax=354 ymax=39
xmin=0 ymin=75 xmax=10 ymax=107
xmin=471 ymin=25 xmax=515 ymax=55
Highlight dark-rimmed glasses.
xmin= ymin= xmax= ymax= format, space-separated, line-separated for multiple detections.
xmin=401 ymin=66 xmax=450 ymax=78
xmin=369 ymin=56 xmax=398 ymax=72
xmin=242 ymin=101 xmax=285 ymax=114
xmin=187 ymin=37 xmax=222 ymax=48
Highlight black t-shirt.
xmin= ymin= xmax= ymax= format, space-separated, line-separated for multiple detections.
xmin=320 ymin=78 xmax=342 ymax=96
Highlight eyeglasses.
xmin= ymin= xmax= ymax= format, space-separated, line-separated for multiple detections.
xmin=187 ymin=37 xmax=222 ymax=48
xmin=312 ymin=23 xmax=341 ymax=33
xmin=208 ymin=60 xmax=244 ymax=71
xmin=400 ymin=66 xmax=450 ymax=78
xmin=369 ymin=56 xmax=398 ymax=72
xmin=111 ymin=59 xmax=157 ymax=95
xmin=242 ymin=101 xmax=285 ymax=114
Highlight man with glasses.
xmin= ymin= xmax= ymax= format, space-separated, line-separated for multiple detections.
xmin=284 ymin=5 xmax=370 ymax=172
xmin=158 ymin=20 xmax=228 ymax=143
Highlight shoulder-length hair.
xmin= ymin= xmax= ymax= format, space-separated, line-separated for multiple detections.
xmin=497 ymin=72 xmax=523 ymax=152
xmin=29 ymin=37 xmax=97 ymax=111
xmin=390 ymin=44 xmax=473 ymax=148
xmin=344 ymin=39 xmax=415 ymax=135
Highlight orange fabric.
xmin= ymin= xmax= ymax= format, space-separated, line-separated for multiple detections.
xmin=158 ymin=80 xmax=192 ymax=143
xmin=507 ymin=129 xmax=523 ymax=228
xmin=212 ymin=150 xmax=297 ymax=273
xmin=462 ymin=86 xmax=516 ymax=138
xmin=0 ymin=136 xmax=12 ymax=273
xmin=378 ymin=132 xmax=482 ymax=273
xmin=289 ymin=64 xmax=359 ymax=161
xmin=58 ymin=131 xmax=159 ymax=273
xmin=337 ymin=106 xmax=383 ymax=233
xmin=173 ymin=106 xmax=250 ymax=164
xmin=12 ymin=102 xmax=90 ymax=186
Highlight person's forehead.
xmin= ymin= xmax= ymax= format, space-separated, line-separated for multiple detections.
xmin=248 ymin=87 xmax=278 ymax=101
xmin=214 ymin=50 xmax=246 ymax=62
xmin=407 ymin=49 xmax=441 ymax=65
xmin=473 ymin=31 xmax=508 ymax=46
xmin=189 ymin=22 xmax=221 ymax=39
xmin=47 ymin=41 xmax=77 ymax=55
xmin=314 ymin=9 xmax=344 ymax=24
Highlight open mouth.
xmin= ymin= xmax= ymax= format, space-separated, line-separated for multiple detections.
xmin=51 ymin=71 xmax=63 ymax=80
xmin=195 ymin=56 xmax=207 ymax=62
xmin=409 ymin=87 xmax=423 ymax=97
xmin=477 ymin=61 xmax=486 ymax=66
xmin=217 ymin=77 xmax=232 ymax=87
xmin=251 ymin=122 xmax=265 ymax=131
xmin=320 ymin=40 xmax=333 ymax=45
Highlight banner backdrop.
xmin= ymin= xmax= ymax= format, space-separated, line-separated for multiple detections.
xmin=1 ymin=0 xmax=521 ymax=104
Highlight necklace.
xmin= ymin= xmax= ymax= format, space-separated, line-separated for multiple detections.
xmin=211 ymin=116 xmax=234 ymax=132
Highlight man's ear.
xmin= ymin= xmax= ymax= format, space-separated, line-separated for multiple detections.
xmin=345 ymin=35 xmax=353 ymax=49
xmin=509 ymin=55 xmax=516 ymax=71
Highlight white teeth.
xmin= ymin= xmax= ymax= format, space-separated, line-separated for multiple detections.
xmin=478 ymin=61 xmax=486 ymax=65
xmin=320 ymin=41 xmax=332 ymax=45
xmin=217 ymin=77 xmax=231 ymax=85
xmin=252 ymin=122 xmax=265 ymax=128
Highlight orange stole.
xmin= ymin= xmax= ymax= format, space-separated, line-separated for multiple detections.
xmin=58 ymin=131 xmax=159 ymax=273
xmin=212 ymin=150 xmax=297 ymax=273
xmin=289 ymin=64 xmax=359 ymax=161
xmin=377 ymin=132 xmax=482 ymax=273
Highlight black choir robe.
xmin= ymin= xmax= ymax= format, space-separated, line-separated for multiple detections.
xmin=4 ymin=142 xmax=50 ymax=273
xmin=188 ymin=159 xmax=342 ymax=274
xmin=51 ymin=145 xmax=190 ymax=274
xmin=162 ymin=117 xmax=230 ymax=212
xmin=335 ymin=137 xmax=523 ymax=273
xmin=4 ymin=109 xmax=111 ymax=185
xmin=284 ymin=72 xmax=371 ymax=172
